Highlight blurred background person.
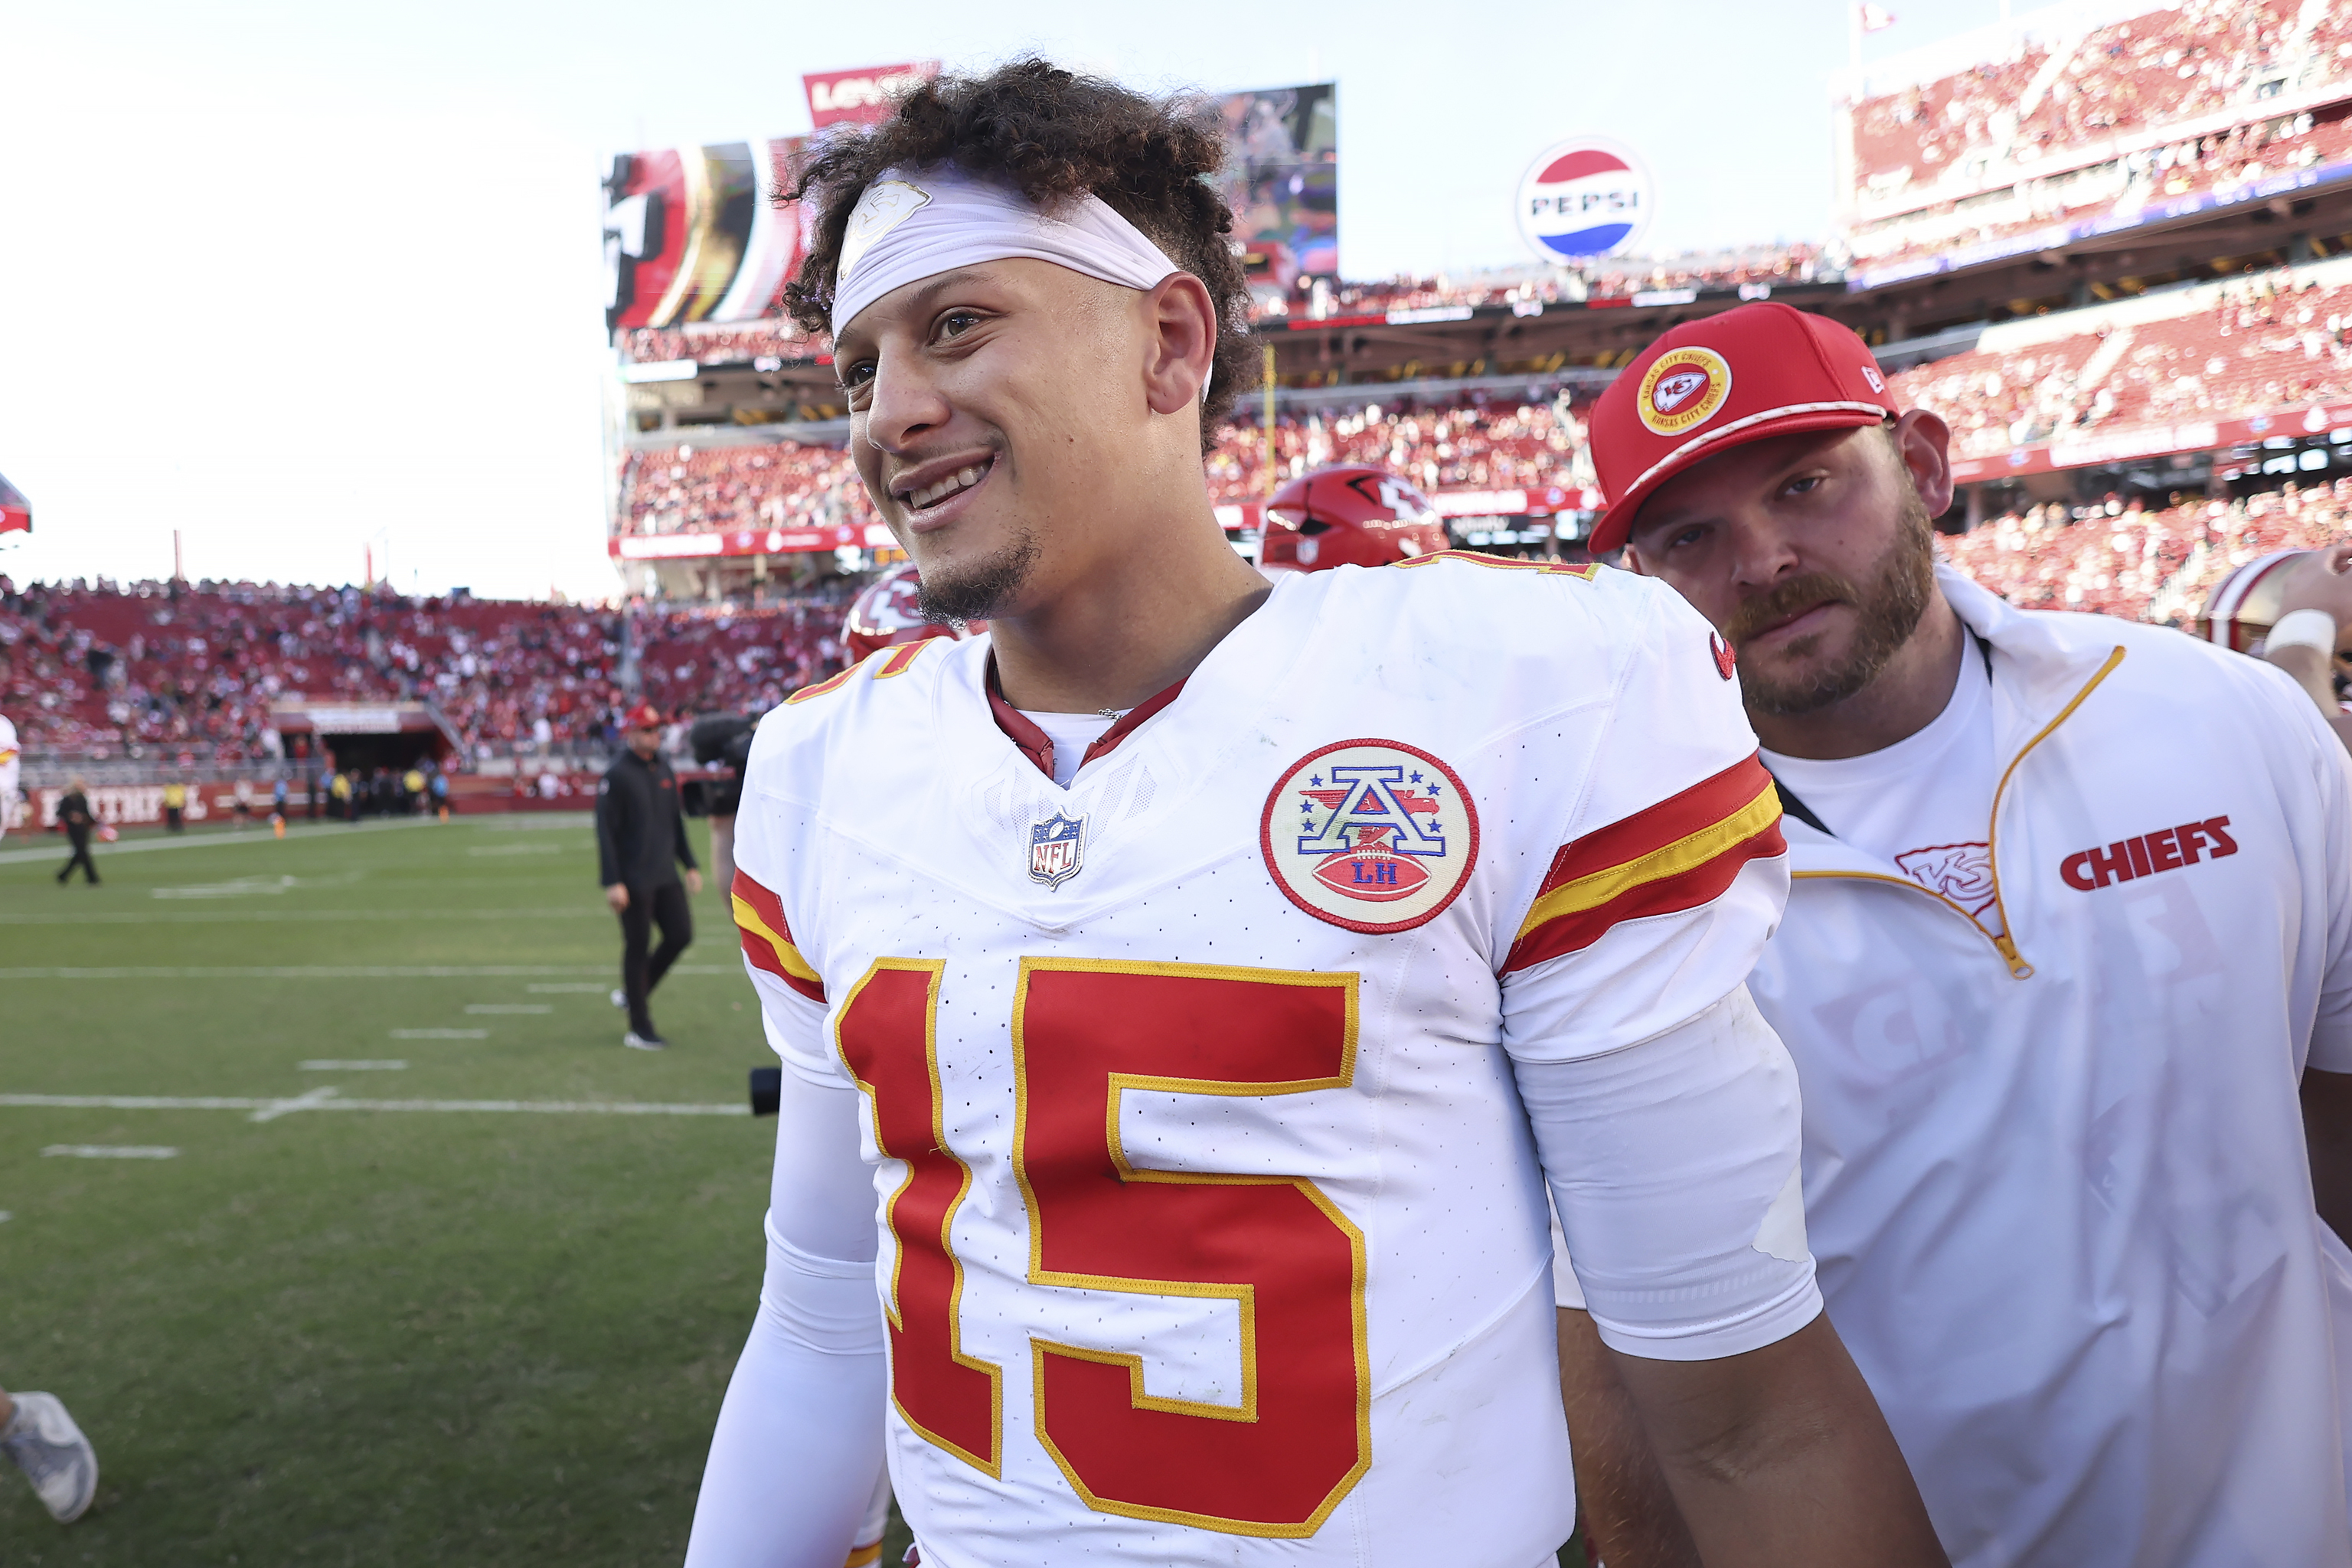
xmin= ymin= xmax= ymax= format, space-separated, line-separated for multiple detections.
xmin=53 ymin=776 xmax=97 ymax=886
xmin=596 ymin=702 xmax=701 ymax=1051
xmin=0 ymin=707 xmax=15 ymax=841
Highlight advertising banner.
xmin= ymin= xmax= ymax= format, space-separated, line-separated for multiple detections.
xmin=802 ymin=62 xmax=939 ymax=129
xmin=603 ymin=138 xmax=811 ymax=331
xmin=1216 ymin=83 xmax=1339 ymax=286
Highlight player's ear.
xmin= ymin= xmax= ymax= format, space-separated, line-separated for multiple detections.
xmin=1140 ymin=272 xmax=1216 ymax=420
xmin=1890 ymin=410 xmax=1953 ymax=518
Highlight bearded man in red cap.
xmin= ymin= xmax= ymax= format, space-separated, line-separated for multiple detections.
xmin=1557 ymin=301 xmax=2352 ymax=1568
xmin=596 ymin=701 xmax=702 ymax=1050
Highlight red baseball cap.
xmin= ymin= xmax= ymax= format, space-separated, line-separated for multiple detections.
xmin=621 ymin=702 xmax=664 ymax=730
xmin=1588 ymin=302 xmax=1899 ymax=554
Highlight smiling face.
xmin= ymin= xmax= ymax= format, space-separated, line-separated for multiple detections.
xmin=1623 ymin=415 xmax=1950 ymax=718
xmin=834 ymin=257 xmax=1178 ymax=625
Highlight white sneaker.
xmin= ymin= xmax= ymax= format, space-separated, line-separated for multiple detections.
xmin=623 ymin=1031 xmax=668 ymax=1051
xmin=2 ymin=1391 xmax=97 ymax=1523
xmin=609 ymin=988 xmax=626 ymax=1010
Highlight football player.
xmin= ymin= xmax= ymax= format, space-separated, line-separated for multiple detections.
xmin=684 ymin=61 xmax=1942 ymax=1568
xmin=1562 ymin=301 xmax=2352 ymax=1568
xmin=0 ymin=707 xmax=17 ymax=840
xmin=2191 ymin=544 xmax=2352 ymax=751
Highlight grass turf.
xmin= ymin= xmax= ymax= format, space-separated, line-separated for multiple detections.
xmin=0 ymin=812 xmax=834 ymax=1564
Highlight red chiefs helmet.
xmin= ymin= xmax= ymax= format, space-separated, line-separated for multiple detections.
xmin=842 ymin=561 xmax=987 ymax=661
xmin=1259 ymin=466 xmax=1449 ymax=573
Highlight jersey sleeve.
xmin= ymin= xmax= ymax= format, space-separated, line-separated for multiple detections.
xmin=1499 ymin=579 xmax=1789 ymax=1063
xmin=730 ymin=724 xmax=840 ymax=1088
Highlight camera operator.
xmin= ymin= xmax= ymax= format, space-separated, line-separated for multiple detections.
xmin=685 ymin=713 xmax=757 ymax=898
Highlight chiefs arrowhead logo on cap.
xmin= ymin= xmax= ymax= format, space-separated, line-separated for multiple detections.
xmin=1638 ymin=346 xmax=1733 ymax=436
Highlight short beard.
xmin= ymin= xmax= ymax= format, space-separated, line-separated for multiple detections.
xmin=915 ymin=529 xmax=1040 ymax=625
xmin=1730 ymin=491 xmax=1938 ymax=718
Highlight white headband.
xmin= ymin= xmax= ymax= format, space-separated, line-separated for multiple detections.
xmin=829 ymin=165 xmax=1181 ymax=335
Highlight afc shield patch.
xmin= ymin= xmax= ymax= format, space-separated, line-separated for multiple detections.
xmin=1259 ymin=740 xmax=1479 ymax=934
xmin=1028 ymin=812 xmax=1086 ymax=890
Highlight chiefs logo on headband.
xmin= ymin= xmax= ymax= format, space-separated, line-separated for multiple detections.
xmin=1637 ymin=346 xmax=1733 ymax=437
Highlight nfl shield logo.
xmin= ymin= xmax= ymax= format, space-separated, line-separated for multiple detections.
xmin=1028 ymin=812 xmax=1086 ymax=889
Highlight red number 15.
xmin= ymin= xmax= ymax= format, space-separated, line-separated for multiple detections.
xmin=834 ymin=957 xmax=1370 ymax=1539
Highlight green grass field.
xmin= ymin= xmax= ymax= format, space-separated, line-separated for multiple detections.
xmin=0 ymin=811 xmax=832 ymax=1565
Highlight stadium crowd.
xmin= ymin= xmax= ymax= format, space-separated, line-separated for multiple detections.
xmin=616 ymin=394 xmax=1598 ymax=532
xmin=1853 ymin=0 xmax=2343 ymax=185
xmin=1889 ymin=263 xmax=2352 ymax=457
xmin=617 ymin=247 xmax=1835 ymax=364
xmin=1854 ymin=106 xmax=2352 ymax=271
xmin=1938 ymin=477 xmax=2352 ymax=621
xmin=619 ymin=443 xmax=878 ymax=537
xmin=1202 ymin=393 xmax=1593 ymax=501
xmin=0 ymin=577 xmax=852 ymax=760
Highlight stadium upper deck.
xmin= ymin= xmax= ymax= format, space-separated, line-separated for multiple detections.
xmin=1841 ymin=0 xmax=2352 ymax=289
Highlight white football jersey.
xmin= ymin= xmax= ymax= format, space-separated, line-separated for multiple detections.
xmin=730 ymin=556 xmax=1789 ymax=1566
xmin=0 ymin=711 xmax=17 ymax=838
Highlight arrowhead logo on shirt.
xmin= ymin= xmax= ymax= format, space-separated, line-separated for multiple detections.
xmin=1260 ymin=740 xmax=1479 ymax=934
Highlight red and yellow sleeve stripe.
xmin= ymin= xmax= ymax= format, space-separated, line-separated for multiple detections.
xmin=1501 ymin=754 xmax=1785 ymax=975
xmin=731 ymin=867 xmax=825 ymax=1004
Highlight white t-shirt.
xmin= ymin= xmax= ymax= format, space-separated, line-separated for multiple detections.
xmin=1014 ymin=708 xmax=1119 ymax=788
xmin=1763 ymin=643 xmax=2004 ymax=936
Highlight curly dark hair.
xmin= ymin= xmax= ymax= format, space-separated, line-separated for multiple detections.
xmin=781 ymin=57 xmax=1258 ymax=446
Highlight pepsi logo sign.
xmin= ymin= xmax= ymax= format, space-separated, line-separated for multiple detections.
xmin=1516 ymin=138 xmax=1655 ymax=263
xmin=1636 ymin=346 xmax=1733 ymax=437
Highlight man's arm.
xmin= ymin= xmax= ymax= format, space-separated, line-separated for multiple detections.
xmin=1608 ymin=1315 xmax=1938 ymax=1567
xmin=1557 ymin=1305 xmax=1702 ymax=1568
xmin=593 ymin=774 xmax=626 ymax=896
xmin=1515 ymin=990 xmax=1945 ymax=1568
xmin=671 ymin=773 xmax=702 ymax=892
xmin=2305 ymin=1068 xmax=2352 ymax=1246
xmin=684 ymin=1060 xmax=884 ymax=1568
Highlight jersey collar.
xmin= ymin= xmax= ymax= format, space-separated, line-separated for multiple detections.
xmin=982 ymin=651 xmax=1187 ymax=784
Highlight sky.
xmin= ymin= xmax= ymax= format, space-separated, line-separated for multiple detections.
xmin=0 ymin=0 xmax=2024 ymax=602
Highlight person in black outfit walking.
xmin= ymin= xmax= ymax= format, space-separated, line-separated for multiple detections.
xmin=595 ymin=704 xmax=700 ymax=1050
xmin=54 ymin=777 xmax=99 ymax=886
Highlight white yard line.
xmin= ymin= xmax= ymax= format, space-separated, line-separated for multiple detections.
xmin=4 ymin=1094 xmax=744 ymax=1118
xmin=41 ymin=1145 xmax=180 ymax=1158
xmin=250 ymin=1086 xmax=342 ymax=1123
xmin=0 ymin=815 xmax=445 ymax=866
xmin=0 ymin=964 xmax=739 ymax=981
xmin=299 ymin=1060 xmax=407 ymax=1071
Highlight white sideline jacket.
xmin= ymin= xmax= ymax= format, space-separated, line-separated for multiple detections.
xmin=1750 ymin=567 xmax=2352 ymax=1568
